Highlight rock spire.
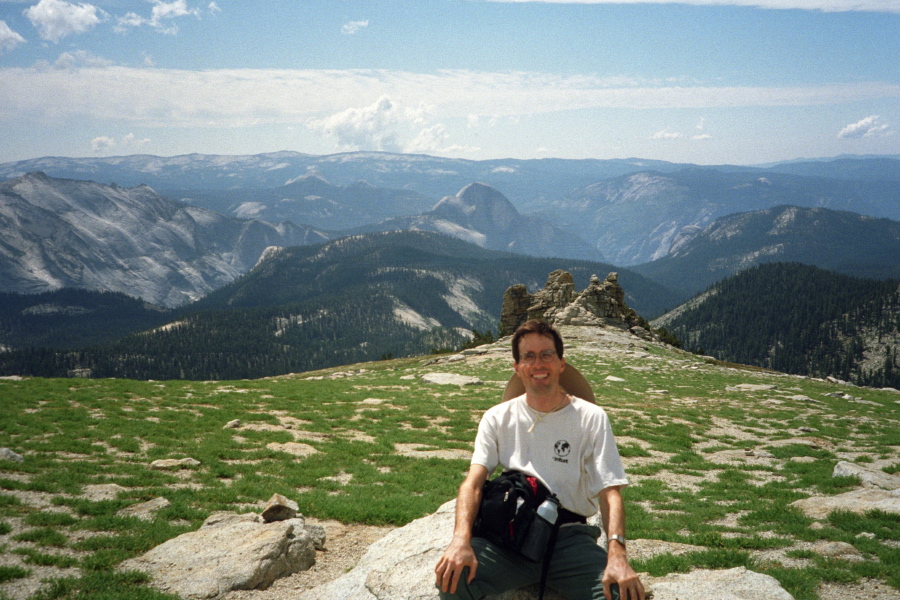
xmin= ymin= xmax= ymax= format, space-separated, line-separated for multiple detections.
xmin=499 ymin=270 xmax=640 ymax=336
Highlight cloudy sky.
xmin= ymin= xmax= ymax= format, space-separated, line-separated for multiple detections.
xmin=0 ymin=0 xmax=897 ymax=165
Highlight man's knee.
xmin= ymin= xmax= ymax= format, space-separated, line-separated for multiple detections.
xmin=437 ymin=567 xmax=481 ymax=600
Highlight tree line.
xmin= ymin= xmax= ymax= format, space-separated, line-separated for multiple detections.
xmin=661 ymin=262 xmax=900 ymax=388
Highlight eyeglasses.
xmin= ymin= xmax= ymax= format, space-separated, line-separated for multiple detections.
xmin=519 ymin=350 xmax=558 ymax=365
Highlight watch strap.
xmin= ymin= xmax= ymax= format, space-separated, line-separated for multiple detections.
xmin=608 ymin=534 xmax=626 ymax=548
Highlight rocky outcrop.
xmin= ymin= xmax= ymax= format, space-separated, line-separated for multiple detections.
xmin=499 ymin=270 xmax=640 ymax=336
xmin=121 ymin=495 xmax=324 ymax=599
xmin=0 ymin=448 xmax=24 ymax=462
xmin=298 ymin=500 xmax=795 ymax=600
xmin=790 ymin=461 xmax=900 ymax=519
xmin=642 ymin=567 xmax=794 ymax=600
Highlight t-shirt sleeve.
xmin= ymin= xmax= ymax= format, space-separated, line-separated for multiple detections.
xmin=470 ymin=410 xmax=500 ymax=472
xmin=582 ymin=411 xmax=629 ymax=495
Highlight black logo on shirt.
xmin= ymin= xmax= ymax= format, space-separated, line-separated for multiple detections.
xmin=553 ymin=440 xmax=570 ymax=463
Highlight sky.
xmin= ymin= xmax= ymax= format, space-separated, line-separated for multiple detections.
xmin=0 ymin=0 xmax=898 ymax=165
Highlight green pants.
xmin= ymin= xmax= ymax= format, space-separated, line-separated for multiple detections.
xmin=439 ymin=524 xmax=619 ymax=600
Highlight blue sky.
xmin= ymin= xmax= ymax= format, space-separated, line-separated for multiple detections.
xmin=0 ymin=0 xmax=897 ymax=165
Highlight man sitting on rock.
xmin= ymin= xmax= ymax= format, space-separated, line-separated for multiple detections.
xmin=435 ymin=320 xmax=645 ymax=600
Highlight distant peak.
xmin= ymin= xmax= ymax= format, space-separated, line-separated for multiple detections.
xmin=457 ymin=182 xmax=504 ymax=201
xmin=433 ymin=182 xmax=514 ymax=211
xmin=284 ymin=173 xmax=331 ymax=187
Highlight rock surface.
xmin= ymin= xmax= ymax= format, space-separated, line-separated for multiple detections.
xmin=121 ymin=512 xmax=321 ymax=599
xmin=421 ymin=372 xmax=483 ymax=387
xmin=499 ymin=270 xmax=641 ymax=336
xmin=297 ymin=500 xmax=795 ymax=600
xmin=791 ymin=488 xmax=900 ymax=519
xmin=832 ymin=461 xmax=900 ymax=490
xmin=642 ymin=567 xmax=795 ymax=600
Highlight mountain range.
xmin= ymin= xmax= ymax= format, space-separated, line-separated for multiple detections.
xmin=0 ymin=230 xmax=670 ymax=380
xmin=2 ymin=151 xmax=897 ymax=268
xmin=632 ymin=205 xmax=900 ymax=298
xmin=1 ymin=150 xmax=899 ymax=381
xmin=0 ymin=172 xmax=328 ymax=307
xmin=546 ymin=167 xmax=900 ymax=266
xmin=352 ymin=182 xmax=602 ymax=261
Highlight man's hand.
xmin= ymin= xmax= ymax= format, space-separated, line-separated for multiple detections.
xmin=435 ymin=464 xmax=488 ymax=595
xmin=597 ymin=486 xmax=645 ymax=600
xmin=602 ymin=546 xmax=645 ymax=600
xmin=435 ymin=535 xmax=478 ymax=594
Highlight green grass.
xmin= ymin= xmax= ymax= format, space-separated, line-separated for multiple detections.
xmin=1 ymin=338 xmax=899 ymax=599
xmin=13 ymin=527 xmax=69 ymax=548
xmin=13 ymin=548 xmax=80 ymax=568
xmin=29 ymin=571 xmax=181 ymax=600
xmin=0 ymin=565 xmax=30 ymax=584
xmin=632 ymin=548 xmax=754 ymax=576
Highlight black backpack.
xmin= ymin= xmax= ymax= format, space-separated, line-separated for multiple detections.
xmin=473 ymin=470 xmax=555 ymax=559
xmin=473 ymin=471 xmax=563 ymax=600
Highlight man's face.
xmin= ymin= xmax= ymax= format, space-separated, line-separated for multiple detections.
xmin=513 ymin=333 xmax=566 ymax=394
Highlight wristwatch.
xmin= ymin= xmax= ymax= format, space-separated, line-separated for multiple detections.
xmin=608 ymin=534 xmax=626 ymax=548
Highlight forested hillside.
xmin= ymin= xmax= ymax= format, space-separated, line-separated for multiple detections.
xmin=0 ymin=289 xmax=170 ymax=349
xmin=0 ymin=231 xmax=672 ymax=380
xmin=632 ymin=205 xmax=900 ymax=299
xmin=653 ymin=263 xmax=900 ymax=388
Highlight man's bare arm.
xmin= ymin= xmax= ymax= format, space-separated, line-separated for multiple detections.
xmin=597 ymin=486 xmax=645 ymax=600
xmin=435 ymin=464 xmax=489 ymax=594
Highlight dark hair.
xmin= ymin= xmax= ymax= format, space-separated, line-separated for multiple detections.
xmin=511 ymin=320 xmax=564 ymax=363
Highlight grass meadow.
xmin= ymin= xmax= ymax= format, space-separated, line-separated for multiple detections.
xmin=1 ymin=326 xmax=899 ymax=599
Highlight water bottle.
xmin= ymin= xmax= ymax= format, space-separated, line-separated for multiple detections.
xmin=520 ymin=497 xmax=559 ymax=562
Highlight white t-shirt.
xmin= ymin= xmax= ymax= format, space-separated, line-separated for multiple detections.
xmin=471 ymin=395 xmax=628 ymax=517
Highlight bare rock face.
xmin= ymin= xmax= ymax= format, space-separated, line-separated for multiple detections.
xmin=297 ymin=500 xmax=794 ymax=600
xmin=121 ymin=511 xmax=321 ymax=599
xmin=262 ymin=493 xmax=299 ymax=523
xmin=0 ymin=172 xmax=329 ymax=307
xmin=499 ymin=284 xmax=534 ymax=337
xmin=832 ymin=460 xmax=900 ymax=490
xmin=791 ymin=488 xmax=900 ymax=519
xmin=790 ymin=461 xmax=900 ymax=519
xmin=642 ymin=567 xmax=794 ymax=600
xmin=499 ymin=271 xmax=639 ymax=336
xmin=528 ymin=269 xmax=578 ymax=322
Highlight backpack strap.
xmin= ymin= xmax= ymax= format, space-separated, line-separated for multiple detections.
xmin=537 ymin=518 xmax=562 ymax=600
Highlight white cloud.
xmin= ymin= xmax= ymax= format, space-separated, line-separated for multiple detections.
xmin=652 ymin=129 xmax=682 ymax=140
xmin=485 ymin=0 xmax=900 ymax=14
xmin=1 ymin=67 xmax=898 ymax=132
xmin=406 ymin=124 xmax=450 ymax=154
xmin=54 ymin=50 xmax=113 ymax=69
xmin=837 ymin=115 xmax=892 ymax=139
xmin=91 ymin=136 xmax=115 ymax=151
xmin=116 ymin=0 xmax=199 ymax=35
xmin=0 ymin=21 xmax=26 ymax=54
xmin=341 ymin=20 xmax=369 ymax=35
xmin=654 ymin=123 xmax=713 ymax=141
xmin=91 ymin=132 xmax=150 ymax=153
xmin=24 ymin=0 xmax=105 ymax=43
xmin=308 ymin=95 xmax=404 ymax=152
